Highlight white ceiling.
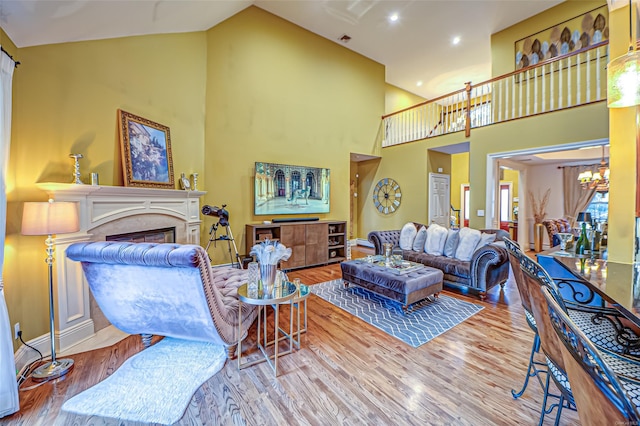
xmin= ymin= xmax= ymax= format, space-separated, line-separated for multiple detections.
xmin=1 ymin=0 xmax=564 ymax=99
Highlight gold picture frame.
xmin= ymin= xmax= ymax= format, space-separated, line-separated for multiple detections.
xmin=118 ymin=109 xmax=175 ymax=188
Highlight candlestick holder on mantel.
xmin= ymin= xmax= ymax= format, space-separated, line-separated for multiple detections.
xmin=69 ymin=154 xmax=83 ymax=184
xmin=191 ymin=173 xmax=199 ymax=191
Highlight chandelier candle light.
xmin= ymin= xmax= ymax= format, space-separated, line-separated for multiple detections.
xmin=578 ymin=145 xmax=610 ymax=193
xmin=250 ymin=239 xmax=291 ymax=296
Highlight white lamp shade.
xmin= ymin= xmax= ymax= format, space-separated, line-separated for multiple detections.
xmin=607 ymin=49 xmax=640 ymax=108
xmin=21 ymin=200 xmax=80 ymax=236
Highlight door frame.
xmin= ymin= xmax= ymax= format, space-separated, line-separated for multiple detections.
xmin=485 ymin=138 xmax=608 ymax=249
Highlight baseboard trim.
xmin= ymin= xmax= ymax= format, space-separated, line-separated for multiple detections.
xmin=14 ymin=319 xmax=95 ymax=372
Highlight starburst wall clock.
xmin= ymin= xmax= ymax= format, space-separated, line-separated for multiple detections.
xmin=373 ymin=177 xmax=402 ymax=215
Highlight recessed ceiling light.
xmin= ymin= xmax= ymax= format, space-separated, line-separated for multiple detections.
xmin=416 ymin=81 xmax=423 ymax=87
xmin=389 ymin=13 xmax=399 ymax=22
xmin=452 ymin=36 xmax=461 ymax=45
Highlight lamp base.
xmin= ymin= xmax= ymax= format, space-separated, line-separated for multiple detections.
xmin=32 ymin=358 xmax=74 ymax=381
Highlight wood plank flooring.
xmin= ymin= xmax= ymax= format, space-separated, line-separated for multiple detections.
xmin=4 ymin=247 xmax=580 ymax=425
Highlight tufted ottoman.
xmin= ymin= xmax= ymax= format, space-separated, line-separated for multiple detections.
xmin=341 ymin=259 xmax=443 ymax=313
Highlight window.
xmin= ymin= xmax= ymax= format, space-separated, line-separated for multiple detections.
xmin=585 ymin=192 xmax=608 ymax=224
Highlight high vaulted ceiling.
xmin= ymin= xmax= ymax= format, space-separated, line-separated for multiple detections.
xmin=1 ymin=0 xmax=564 ymax=99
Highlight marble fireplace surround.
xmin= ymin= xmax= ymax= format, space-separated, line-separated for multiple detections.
xmin=37 ymin=183 xmax=205 ymax=352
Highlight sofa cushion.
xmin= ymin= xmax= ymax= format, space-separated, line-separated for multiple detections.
xmin=412 ymin=226 xmax=428 ymax=252
xmin=475 ymin=232 xmax=497 ymax=250
xmin=399 ymin=222 xmax=418 ymax=250
xmin=455 ymin=227 xmax=482 ymax=261
xmin=443 ymin=229 xmax=460 ymax=257
xmin=403 ymin=251 xmax=470 ymax=279
xmin=425 ymin=223 xmax=448 ymax=255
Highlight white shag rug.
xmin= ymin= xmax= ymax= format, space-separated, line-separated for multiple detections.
xmin=61 ymin=337 xmax=227 ymax=425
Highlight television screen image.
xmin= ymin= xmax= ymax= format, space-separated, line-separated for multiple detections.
xmin=254 ymin=162 xmax=330 ymax=216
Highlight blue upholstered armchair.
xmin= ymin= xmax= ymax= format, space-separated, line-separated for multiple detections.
xmin=66 ymin=241 xmax=258 ymax=358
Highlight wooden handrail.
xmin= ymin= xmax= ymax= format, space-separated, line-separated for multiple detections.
xmin=383 ymin=40 xmax=609 ymax=120
xmin=381 ymin=87 xmax=467 ymax=119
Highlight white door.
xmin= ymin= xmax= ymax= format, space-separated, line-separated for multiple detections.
xmin=428 ymin=173 xmax=450 ymax=227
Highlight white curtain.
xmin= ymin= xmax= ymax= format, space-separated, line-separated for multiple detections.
xmin=0 ymin=48 xmax=19 ymax=417
xmin=563 ymin=165 xmax=597 ymax=227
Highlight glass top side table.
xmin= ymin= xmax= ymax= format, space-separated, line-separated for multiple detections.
xmin=276 ymin=282 xmax=311 ymax=350
xmin=237 ymin=280 xmax=297 ymax=376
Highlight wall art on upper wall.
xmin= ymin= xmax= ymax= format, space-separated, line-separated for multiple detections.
xmin=515 ymin=5 xmax=609 ymax=70
xmin=118 ymin=109 xmax=175 ymax=189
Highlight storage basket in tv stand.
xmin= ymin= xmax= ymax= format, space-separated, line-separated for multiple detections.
xmin=246 ymin=220 xmax=347 ymax=270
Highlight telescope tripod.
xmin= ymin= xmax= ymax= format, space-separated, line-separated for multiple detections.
xmin=204 ymin=221 xmax=241 ymax=269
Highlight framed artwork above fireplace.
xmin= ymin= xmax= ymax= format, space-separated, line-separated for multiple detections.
xmin=118 ymin=109 xmax=175 ymax=189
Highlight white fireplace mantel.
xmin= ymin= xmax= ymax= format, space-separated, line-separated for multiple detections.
xmin=36 ymin=183 xmax=206 ymax=351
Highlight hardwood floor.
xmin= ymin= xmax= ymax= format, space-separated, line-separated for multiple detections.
xmin=4 ymin=247 xmax=580 ymax=425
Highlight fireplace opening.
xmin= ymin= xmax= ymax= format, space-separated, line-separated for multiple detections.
xmin=106 ymin=227 xmax=176 ymax=244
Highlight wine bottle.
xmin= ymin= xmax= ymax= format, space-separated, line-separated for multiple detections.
xmin=575 ymin=222 xmax=590 ymax=255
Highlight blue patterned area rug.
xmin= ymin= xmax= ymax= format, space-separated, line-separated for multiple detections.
xmin=312 ymin=279 xmax=484 ymax=348
xmin=61 ymin=337 xmax=227 ymax=424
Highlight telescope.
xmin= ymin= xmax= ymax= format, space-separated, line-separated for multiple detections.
xmin=201 ymin=204 xmax=229 ymax=227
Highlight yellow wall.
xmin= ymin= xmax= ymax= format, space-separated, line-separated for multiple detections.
xmin=385 ymin=83 xmax=426 ymax=115
xmin=6 ymin=32 xmax=208 ymax=349
xmin=204 ymin=7 xmax=384 ymax=264
xmin=606 ymin=5 xmax=637 ymax=263
xmin=451 ymin=152 xmax=470 ymax=212
xmin=0 ymin=28 xmax=17 ymax=57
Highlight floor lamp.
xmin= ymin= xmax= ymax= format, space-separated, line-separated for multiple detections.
xmin=21 ymin=199 xmax=79 ymax=381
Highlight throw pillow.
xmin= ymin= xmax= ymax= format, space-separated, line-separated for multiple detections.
xmin=443 ymin=229 xmax=460 ymax=257
xmin=399 ymin=222 xmax=418 ymax=250
xmin=412 ymin=226 xmax=428 ymax=251
xmin=475 ymin=232 xmax=497 ymax=250
xmin=424 ymin=223 xmax=448 ymax=255
xmin=454 ymin=227 xmax=482 ymax=261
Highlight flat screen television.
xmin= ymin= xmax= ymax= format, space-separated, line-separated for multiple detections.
xmin=254 ymin=162 xmax=330 ymax=216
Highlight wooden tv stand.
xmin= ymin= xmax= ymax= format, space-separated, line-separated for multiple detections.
xmin=246 ymin=220 xmax=347 ymax=270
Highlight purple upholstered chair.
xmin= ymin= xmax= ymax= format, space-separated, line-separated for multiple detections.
xmin=66 ymin=241 xmax=258 ymax=358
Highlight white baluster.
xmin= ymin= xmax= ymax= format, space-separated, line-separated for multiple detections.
xmin=550 ymin=61 xmax=555 ymax=111
xmin=559 ymin=58 xmax=563 ymax=109
xmin=567 ymin=56 xmax=572 ymax=107
xmin=596 ymin=46 xmax=602 ymax=101
xmin=586 ymin=50 xmax=591 ymax=103
xmin=542 ymin=64 xmax=546 ymax=113
xmin=534 ymin=67 xmax=538 ymax=115
xmin=518 ymin=71 xmax=523 ymax=118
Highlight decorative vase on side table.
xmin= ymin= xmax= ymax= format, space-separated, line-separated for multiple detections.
xmin=534 ymin=223 xmax=544 ymax=252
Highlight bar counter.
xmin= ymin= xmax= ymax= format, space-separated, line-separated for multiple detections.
xmin=537 ymin=247 xmax=640 ymax=325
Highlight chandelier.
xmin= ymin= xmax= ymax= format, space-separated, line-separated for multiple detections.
xmin=578 ymin=146 xmax=610 ymax=193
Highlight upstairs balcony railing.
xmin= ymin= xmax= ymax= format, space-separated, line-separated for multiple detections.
xmin=382 ymin=41 xmax=609 ymax=147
